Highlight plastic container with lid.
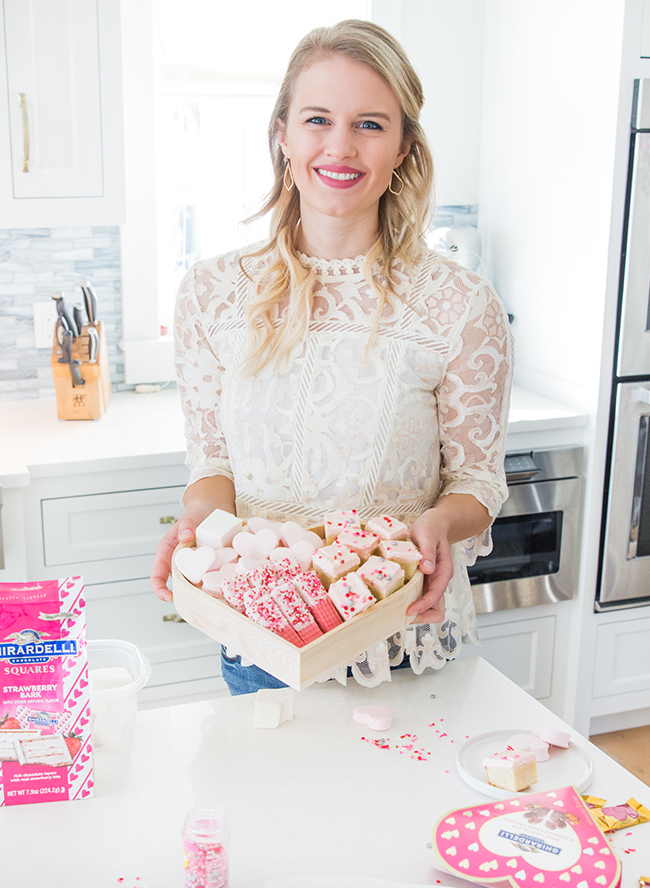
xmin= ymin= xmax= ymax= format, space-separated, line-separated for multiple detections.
xmin=86 ymin=639 xmax=151 ymax=757
xmin=182 ymin=806 xmax=230 ymax=888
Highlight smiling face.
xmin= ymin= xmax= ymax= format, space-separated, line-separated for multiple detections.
xmin=275 ymin=55 xmax=411 ymax=251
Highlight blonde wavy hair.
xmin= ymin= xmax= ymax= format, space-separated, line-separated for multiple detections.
xmin=241 ymin=18 xmax=436 ymax=375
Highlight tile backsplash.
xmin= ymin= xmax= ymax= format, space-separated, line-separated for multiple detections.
xmin=0 ymin=207 xmax=477 ymax=401
xmin=0 ymin=226 xmax=123 ymax=401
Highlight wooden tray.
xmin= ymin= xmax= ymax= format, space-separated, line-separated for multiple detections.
xmin=171 ymin=531 xmax=424 ymax=691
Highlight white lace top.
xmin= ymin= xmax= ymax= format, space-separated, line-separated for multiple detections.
xmin=174 ymin=245 xmax=513 ymax=686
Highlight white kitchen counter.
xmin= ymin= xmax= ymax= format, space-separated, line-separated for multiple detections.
xmin=0 ymin=385 xmax=587 ymax=488
xmin=0 ymin=658 xmax=647 ymax=887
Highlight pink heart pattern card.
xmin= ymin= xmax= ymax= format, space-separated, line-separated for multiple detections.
xmin=432 ymin=785 xmax=621 ymax=888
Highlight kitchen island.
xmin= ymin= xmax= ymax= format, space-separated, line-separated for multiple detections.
xmin=1 ymin=657 xmax=647 ymax=887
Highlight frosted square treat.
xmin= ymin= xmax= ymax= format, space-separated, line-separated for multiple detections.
xmin=377 ymin=539 xmax=422 ymax=581
xmin=312 ymin=544 xmax=361 ymax=589
xmin=328 ymin=571 xmax=376 ymax=621
xmin=364 ymin=515 xmax=409 ymax=541
xmin=357 ymin=555 xmax=405 ymax=600
xmin=483 ymin=750 xmax=538 ymax=792
xmin=324 ymin=509 xmax=361 ymax=544
xmin=293 ymin=570 xmax=343 ymax=632
xmin=335 ymin=528 xmax=379 ymax=562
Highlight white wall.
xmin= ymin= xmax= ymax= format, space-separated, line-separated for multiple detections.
xmin=372 ymin=0 xmax=485 ymax=206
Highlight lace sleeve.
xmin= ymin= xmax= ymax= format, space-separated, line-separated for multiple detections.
xmin=436 ymin=277 xmax=514 ymax=561
xmin=174 ymin=262 xmax=235 ymax=493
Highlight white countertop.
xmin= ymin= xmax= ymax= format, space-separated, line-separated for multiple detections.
xmin=0 ymin=658 xmax=647 ymax=887
xmin=0 ymin=385 xmax=587 ymax=488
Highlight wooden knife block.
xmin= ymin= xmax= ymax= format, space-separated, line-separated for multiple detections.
xmin=51 ymin=321 xmax=111 ymax=420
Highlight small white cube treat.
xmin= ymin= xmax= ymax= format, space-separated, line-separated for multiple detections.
xmin=324 ymin=509 xmax=361 ymax=544
xmin=255 ymin=688 xmax=295 ymax=728
xmin=336 ymin=528 xmax=379 ymax=562
xmin=377 ymin=539 xmax=422 ymax=581
xmin=328 ymin=571 xmax=376 ymax=620
xmin=312 ymin=543 xmax=361 ymax=589
xmin=483 ymin=750 xmax=538 ymax=792
xmin=364 ymin=514 xmax=409 ymax=541
xmin=357 ymin=555 xmax=405 ymax=600
xmin=196 ymin=509 xmax=242 ymax=549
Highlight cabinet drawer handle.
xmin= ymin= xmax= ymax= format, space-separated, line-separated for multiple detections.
xmin=163 ymin=613 xmax=186 ymax=623
xmin=159 ymin=515 xmax=176 ymax=525
xmin=18 ymin=93 xmax=29 ymax=172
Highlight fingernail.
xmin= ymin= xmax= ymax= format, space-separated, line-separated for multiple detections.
xmin=179 ymin=529 xmax=193 ymax=541
xmin=422 ymin=560 xmax=435 ymax=571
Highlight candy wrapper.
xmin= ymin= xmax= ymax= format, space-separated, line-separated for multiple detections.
xmin=0 ymin=579 xmax=93 ymax=805
xmin=582 ymin=794 xmax=650 ymax=832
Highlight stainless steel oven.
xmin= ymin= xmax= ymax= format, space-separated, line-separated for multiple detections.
xmin=468 ymin=446 xmax=584 ymax=614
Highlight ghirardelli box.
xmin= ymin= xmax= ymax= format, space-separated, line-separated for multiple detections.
xmin=0 ymin=578 xmax=93 ymax=805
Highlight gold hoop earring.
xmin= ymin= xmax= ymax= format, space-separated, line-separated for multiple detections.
xmin=283 ymin=161 xmax=294 ymax=191
xmin=388 ymin=168 xmax=404 ymax=196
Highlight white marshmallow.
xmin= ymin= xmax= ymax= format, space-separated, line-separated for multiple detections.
xmin=196 ymin=509 xmax=242 ymax=549
xmin=254 ymin=688 xmax=295 ymax=728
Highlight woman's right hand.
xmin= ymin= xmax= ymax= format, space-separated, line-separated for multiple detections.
xmin=150 ymin=476 xmax=237 ymax=602
xmin=150 ymin=510 xmax=200 ymax=602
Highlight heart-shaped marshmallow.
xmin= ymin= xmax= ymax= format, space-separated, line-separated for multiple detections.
xmin=233 ymin=528 xmax=279 ymax=560
xmin=235 ymin=557 xmax=270 ymax=574
xmin=281 ymin=521 xmax=324 ymax=550
xmin=247 ymin=517 xmax=284 ymax=535
xmin=352 ymin=705 xmax=393 ymax=731
xmin=290 ymin=539 xmax=317 ymax=570
xmin=174 ymin=546 xmax=218 ymax=584
xmin=212 ymin=547 xmax=239 ymax=570
xmin=202 ymin=564 xmax=238 ymax=595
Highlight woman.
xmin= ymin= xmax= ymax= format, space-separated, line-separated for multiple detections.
xmin=151 ymin=19 xmax=513 ymax=694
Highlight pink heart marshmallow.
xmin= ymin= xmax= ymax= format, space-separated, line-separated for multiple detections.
xmin=212 ymin=547 xmax=239 ymax=570
xmin=174 ymin=546 xmax=218 ymax=585
xmin=202 ymin=564 xmax=238 ymax=595
xmin=247 ymin=517 xmax=284 ymax=535
xmin=235 ymin=557 xmax=271 ymax=574
xmin=233 ymin=528 xmax=279 ymax=560
xmin=280 ymin=521 xmax=324 ymax=549
xmin=290 ymin=539 xmax=317 ymax=570
xmin=352 ymin=705 xmax=393 ymax=732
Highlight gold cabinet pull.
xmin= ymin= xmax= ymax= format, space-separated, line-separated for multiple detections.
xmin=159 ymin=515 xmax=176 ymax=525
xmin=18 ymin=93 xmax=29 ymax=172
xmin=163 ymin=613 xmax=186 ymax=623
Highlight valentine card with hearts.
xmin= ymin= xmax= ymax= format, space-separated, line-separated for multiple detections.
xmin=432 ymin=785 xmax=621 ymax=888
xmin=0 ymin=578 xmax=93 ymax=805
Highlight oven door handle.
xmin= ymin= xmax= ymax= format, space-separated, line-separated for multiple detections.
xmin=506 ymin=469 xmax=542 ymax=482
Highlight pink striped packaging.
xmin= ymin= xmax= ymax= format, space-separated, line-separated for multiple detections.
xmin=0 ymin=578 xmax=93 ymax=806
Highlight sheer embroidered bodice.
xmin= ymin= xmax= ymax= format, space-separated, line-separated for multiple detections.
xmin=174 ymin=245 xmax=513 ymax=685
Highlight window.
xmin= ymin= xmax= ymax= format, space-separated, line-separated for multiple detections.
xmin=153 ymin=0 xmax=370 ymax=326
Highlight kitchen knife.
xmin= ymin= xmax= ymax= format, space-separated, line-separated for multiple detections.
xmin=80 ymin=280 xmax=98 ymax=326
xmin=52 ymin=291 xmax=78 ymax=338
xmin=55 ymin=317 xmax=68 ymax=347
xmin=87 ymin=325 xmax=99 ymax=363
xmin=73 ymin=304 xmax=84 ymax=337
xmin=68 ymin=359 xmax=85 ymax=388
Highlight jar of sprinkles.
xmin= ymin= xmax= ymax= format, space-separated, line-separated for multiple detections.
xmin=182 ymin=806 xmax=230 ymax=888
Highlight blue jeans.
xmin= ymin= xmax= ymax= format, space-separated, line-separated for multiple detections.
xmin=220 ymin=645 xmax=411 ymax=696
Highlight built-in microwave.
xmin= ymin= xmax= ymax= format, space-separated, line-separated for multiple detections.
xmin=468 ymin=447 xmax=584 ymax=614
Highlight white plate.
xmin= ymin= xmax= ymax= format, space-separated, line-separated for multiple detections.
xmin=456 ymin=728 xmax=594 ymax=799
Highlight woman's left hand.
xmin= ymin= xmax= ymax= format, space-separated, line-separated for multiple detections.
xmin=406 ymin=509 xmax=454 ymax=624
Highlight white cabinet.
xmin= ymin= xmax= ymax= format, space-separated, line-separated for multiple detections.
xmin=593 ymin=615 xmax=650 ymax=699
xmin=0 ymin=0 xmax=125 ymax=226
xmin=458 ymin=612 xmax=557 ymax=704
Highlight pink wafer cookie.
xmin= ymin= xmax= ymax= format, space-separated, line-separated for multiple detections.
xmin=293 ymin=570 xmax=343 ymax=632
xmin=271 ymin=582 xmax=323 ymax=645
xmin=220 ymin=574 xmax=250 ymax=613
xmin=248 ymin=594 xmax=304 ymax=647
